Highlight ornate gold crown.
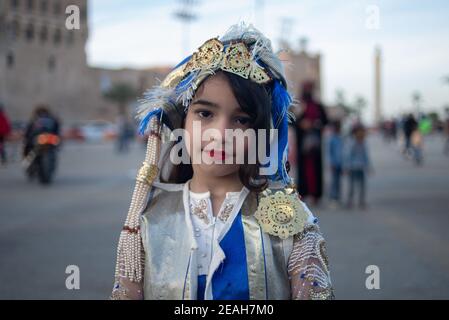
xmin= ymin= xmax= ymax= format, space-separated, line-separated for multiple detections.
xmin=161 ymin=38 xmax=271 ymax=88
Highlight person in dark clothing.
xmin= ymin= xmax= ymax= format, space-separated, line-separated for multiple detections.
xmin=403 ymin=113 xmax=417 ymax=154
xmin=23 ymin=105 xmax=60 ymax=158
xmin=0 ymin=103 xmax=12 ymax=165
xmin=444 ymin=108 xmax=449 ymax=156
xmin=294 ymin=82 xmax=328 ymax=205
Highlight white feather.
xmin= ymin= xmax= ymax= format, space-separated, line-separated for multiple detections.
xmin=135 ymin=86 xmax=174 ymax=121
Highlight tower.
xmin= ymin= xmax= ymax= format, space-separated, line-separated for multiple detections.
xmin=374 ymin=46 xmax=382 ymax=124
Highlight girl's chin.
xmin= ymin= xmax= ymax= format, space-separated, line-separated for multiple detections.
xmin=195 ymin=164 xmax=240 ymax=176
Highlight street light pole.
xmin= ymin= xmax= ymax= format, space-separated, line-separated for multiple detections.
xmin=174 ymin=0 xmax=199 ymax=57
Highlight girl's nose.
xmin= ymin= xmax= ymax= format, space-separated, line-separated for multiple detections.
xmin=211 ymin=118 xmax=239 ymax=149
xmin=215 ymin=118 xmax=231 ymax=139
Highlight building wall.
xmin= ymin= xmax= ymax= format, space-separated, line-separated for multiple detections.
xmin=279 ymin=49 xmax=322 ymax=102
xmin=0 ymin=0 xmax=92 ymax=122
xmin=0 ymin=0 xmax=170 ymax=124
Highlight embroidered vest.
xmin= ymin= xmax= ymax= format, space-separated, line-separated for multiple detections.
xmin=140 ymin=183 xmax=293 ymax=300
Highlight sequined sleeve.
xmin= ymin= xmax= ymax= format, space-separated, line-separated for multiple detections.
xmin=110 ymin=244 xmax=145 ymax=300
xmin=288 ymin=224 xmax=334 ymax=300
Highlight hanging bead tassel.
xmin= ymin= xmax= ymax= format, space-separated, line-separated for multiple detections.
xmin=114 ymin=116 xmax=161 ymax=283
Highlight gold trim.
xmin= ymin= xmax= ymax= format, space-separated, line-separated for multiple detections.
xmin=136 ymin=162 xmax=158 ymax=186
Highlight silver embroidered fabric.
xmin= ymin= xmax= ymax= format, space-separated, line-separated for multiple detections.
xmin=288 ymin=224 xmax=334 ymax=300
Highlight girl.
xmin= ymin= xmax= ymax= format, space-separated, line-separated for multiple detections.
xmin=111 ymin=24 xmax=333 ymax=300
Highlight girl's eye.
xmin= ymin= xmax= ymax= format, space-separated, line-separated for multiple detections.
xmin=235 ymin=117 xmax=251 ymax=126
xmin=196 ymin=110 xmax=212 ymax=119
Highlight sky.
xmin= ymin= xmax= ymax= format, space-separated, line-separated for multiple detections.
xmin=86 ymin=0 xmax=449 ymax=123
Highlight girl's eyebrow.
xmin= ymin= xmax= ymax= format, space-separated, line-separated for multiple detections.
xmin=191 ymin=99 xmax=247 ymax=114
xmin=191 ymin=99 xmax=220 ymax=108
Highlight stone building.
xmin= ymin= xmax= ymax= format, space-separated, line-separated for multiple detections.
xmin=278 ymin=42 xmax=322 ymax=103
xmin=0 ymin=0 xmax=168 ymax=124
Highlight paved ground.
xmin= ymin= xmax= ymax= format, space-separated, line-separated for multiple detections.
xmin=0 ymin=134 xmax=448 ymax=299
xmin=319 ymin=134 xmax=449 ymax=299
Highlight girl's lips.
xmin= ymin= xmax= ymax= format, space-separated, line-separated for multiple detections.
xmin=209 ymin=149 xmax=227 ymax=160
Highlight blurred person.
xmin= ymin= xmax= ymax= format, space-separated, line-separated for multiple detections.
xmin=410 ymin=128 xmax=423 ymax=166
xmin=23 ymin=105 xmax=60 ymax=159
xmin=444 ymin=108 xmax=449 ymax=155
xmin=0 ymin=103 xmax=12 ymax=165
xmin=391 ymin=117 xmax=398 ymax=141
xmin=418 ymin=114 xmax=432 ymax=136
xmin=402 ymin=113 xmax=417 ymax=156
xmin=295 ymin=82 xmax=328 ymax=206
xmin=287 ymin=124 xmax=298 ymax=179
xmin=409 ymin=114 xmax=431 ymax=165
xmin=383 ymin=118 xmax=398 ymax=143
xmin=21 ymin=106 xmax=61 ymax=184
xmin=110 ymin=24 xmax=333 ymax=300
xmin=327 ymin=120 xmax=344 ymax=208
xmin=380 ymin=120 xmax=389 ymax=142
xmin=402 ymin=114 xmax=429 ymax=166
xmin=344 ymin=124 xmax=372 ymax=209
xmin=396 ymin=115 xmax=404 ymax=148
xmin=116 ymin=114 xmax=134 ymax=153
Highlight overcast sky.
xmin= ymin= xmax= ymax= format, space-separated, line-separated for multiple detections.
xmin=86 ymin=0 xmax=449 ymax=123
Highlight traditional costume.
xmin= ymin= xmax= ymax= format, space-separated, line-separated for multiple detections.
xmin=111 ymin=23 xmax=334 ymax=300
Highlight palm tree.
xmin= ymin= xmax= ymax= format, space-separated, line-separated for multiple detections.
xmin=103 ymin=83 xmax=137 ymax=116
xmin=335 ymin=89 xmax=352 ymax=114
xmin=354 ymin=95 xmax=367 ymax=119
xmin=412 ymin=91 xmax=422 ymax=115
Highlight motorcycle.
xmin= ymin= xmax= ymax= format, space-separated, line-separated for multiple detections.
xmin=23 ymin=133 xmax=60 ymax=184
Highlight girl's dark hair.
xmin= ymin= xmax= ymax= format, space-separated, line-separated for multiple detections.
xmin=160 ymin=71 xmax=272 ymax=192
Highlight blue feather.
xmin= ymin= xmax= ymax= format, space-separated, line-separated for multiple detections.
xmin=175 ymin=71 xmax=197 ymax=95
xmin=271 ymin=80 xmax=292 ymax=128
xmin=269 ymin=114 xmax=291 ymax=185
xmin=270 ymin=80 xmax=292 ymax=185
xmin=138 ymin=108 xmax=163 ymax=136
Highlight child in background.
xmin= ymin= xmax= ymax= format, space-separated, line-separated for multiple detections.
xmin=345 ymin=125 xmax=372 ymax=209
xmin=327 ymin=121 xmax=344 ymax=208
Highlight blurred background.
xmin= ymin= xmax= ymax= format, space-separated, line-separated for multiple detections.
xmin=0 ymin=0 xmax=448 ymax=299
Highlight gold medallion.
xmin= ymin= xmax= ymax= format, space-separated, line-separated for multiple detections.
xmin=254 ymin=188 xmax=308 ymax=239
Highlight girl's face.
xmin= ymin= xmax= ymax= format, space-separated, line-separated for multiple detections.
xmin=184 ymin=72 xmax=253 ymax=179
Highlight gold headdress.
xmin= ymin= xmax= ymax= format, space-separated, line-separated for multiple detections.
xmin=161 ymin=38 xmax=271 ymax=90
